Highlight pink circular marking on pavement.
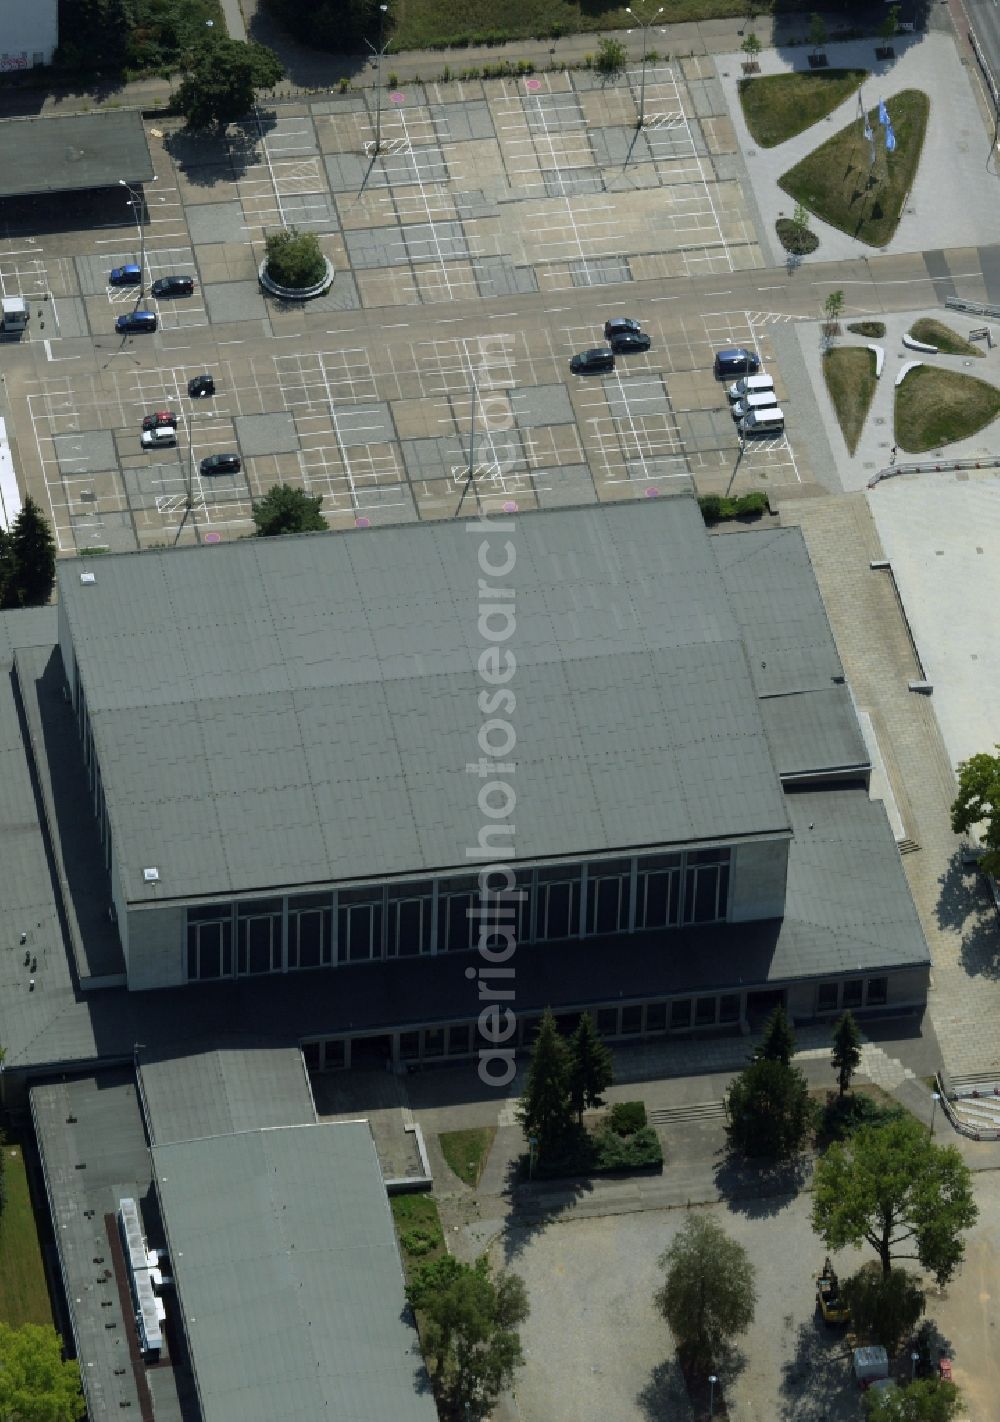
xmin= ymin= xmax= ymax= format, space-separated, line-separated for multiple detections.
xmin=645 ymin=487 xmax=660 ymax=498
xmin=390 ymin=92 xmax=406 ymax=104
xmin=204 ymin=532 xmax=222 ymax=543
xmin=502 ymin=500 xmax=518 ymax=513
xmin=525 ymin=78 xmax=542 ymax=91
xmin=355 ymin=516 xmax=371 ymax=528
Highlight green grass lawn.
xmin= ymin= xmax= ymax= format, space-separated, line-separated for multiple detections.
xmin=439 ymin=1127 xmax=496 ymax=1187
xmin=910 ymin=318 xmax=985 ymax=358
xmin=390 ymin=1192 xmax=446 ymax=1278
xmin=0 ymin=1146 xmax=54 ymax=1329
xmin=823 ymin=347 xmax=878 ymax=454
xmin=392 ymin=0 xmax=813 ymax=49
xmin=896 ymin=366 xmax=1000 ymax=452
xmin=739 ymin=69 xmax=868 ymax=148
xmin=779 ymin=90 xmax=930 ymax=248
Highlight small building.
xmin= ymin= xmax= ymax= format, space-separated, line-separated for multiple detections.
xmin=0 ymin=0 xmax=58 ymax=70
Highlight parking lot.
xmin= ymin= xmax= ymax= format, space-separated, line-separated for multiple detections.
xmin=0 ymin=62 xmax=813 ymax=552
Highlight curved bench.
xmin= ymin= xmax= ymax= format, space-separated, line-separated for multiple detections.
xmin=902 ymin=333 xmax=938 ymax=354
xmin=895 ymin=360 xmax=923 ymax=387
xmin=867 ymin=344 xmax=885 ymax=378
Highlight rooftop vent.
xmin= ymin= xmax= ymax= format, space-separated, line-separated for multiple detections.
xmin=80 ymin=572 xmax=96 ymax=585
xmin=143 ymin=867 xmax=160 ymax=884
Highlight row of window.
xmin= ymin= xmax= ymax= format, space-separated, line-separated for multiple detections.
xmin=302 ymin=976 xmax=895 ymax=1071
xmin=185 ymin=848 xmax=732 ymax=981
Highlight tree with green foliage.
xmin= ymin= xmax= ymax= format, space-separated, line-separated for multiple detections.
xmin=406 ymin=1255 xmax=528 ymax=1422
xmin=831 ymin=1010 xmax=862 ymax=1097
xmin=878 ymin=5 xmax=901 ymax=42
xmin=517 ymin=1008 xmax=573 ymax=1158
xmin=265 ymin=0 xmax=384 ymax=53
xmin=173 ymin=34 xmax=284 ymax=130
xmin=568 ymin=1012 xmax=614 ymax=1124
xmin=950 ymin=746 xmax=1000 ymax=877
xmin=726 ymin=1057 xmax=815 ymax=1158
xmin=741 ymin=32 xmax=762 ymax=65
xmin=252 ymin=484 xmax=327 ymax=538
xmin=2 ymin=496 xmax=56 ymax=608
xmin=753 ymin=1002 xmax=796 ymax=1067
xmin=812 ymin=1116 xmax=978 ymax=1285
xmin=265 ymin=228 xmax=327 ymax=290
xmin=843 ymin=1262 xmax=925 ymax=1352
xmin=865 ymin=1377 xmax=962 ymax=1422
xmin=595 ymin=37 xmax=628 ymax=77
xmin=0 ymin=1322 xmax=83 ymax=1422
xmin=655 ymin=1215 xmax=756 ymax=1366
xmin=824 ymin=289 xmax=846 ymax=331
xmin=808 ymin=12 xmax=828 ymax=53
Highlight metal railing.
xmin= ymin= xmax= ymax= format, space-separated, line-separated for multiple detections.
xmin=868 ymin=455 xmax=1000 ymax=488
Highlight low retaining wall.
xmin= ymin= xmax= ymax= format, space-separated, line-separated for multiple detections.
xmin=258 ymin=257 xmax=334 ymax=300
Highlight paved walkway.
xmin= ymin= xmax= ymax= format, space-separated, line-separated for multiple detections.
xmin=714 ymin=31 xmax=1000 ymax=267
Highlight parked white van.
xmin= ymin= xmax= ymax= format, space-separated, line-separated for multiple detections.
xmin=727 ymin=374 xmax=774 ymax=403
xmin=731 ymin=390 xmax=779 ymax=421
xmin=739 ymin=406 xmax=785 ymax=437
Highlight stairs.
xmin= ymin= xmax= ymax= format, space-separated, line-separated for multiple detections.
xmin=944 ymin=1074 xmax=1000 ymax=1135
xmin=648 ymin=1101 xmax=727 ymax=1125
xmin=897 ymin=837 xmax=920 ymax=855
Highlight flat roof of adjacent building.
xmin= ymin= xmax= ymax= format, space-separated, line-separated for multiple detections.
xmin=152 ymin=1122 xmax=437 ymax=1422
xmin=0 ymin=111 xmax=153 ymax=198
xmin=59 ymin=498 xmax=792 ymax=906
xmin=868 ymin=472 xmax=1000 ymax=772
xmin=140 ymin=1043 xmax=316 ymax=1146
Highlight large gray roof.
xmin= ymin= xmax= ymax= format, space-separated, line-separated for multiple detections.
xmin=152 ymin=1123 xmax=437 ymax=1422
xmin=712 ymin=528 xmax=868 ymax=778
xmin=0 ymin=111 xmax=153 ymax=198
xmin=140 ymin=1044 xmax=316 ymax=1146
xmin=59 ymin=499 xmax=790 ymax=905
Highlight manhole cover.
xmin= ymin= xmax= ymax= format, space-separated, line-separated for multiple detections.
xmin=874 ymin=417 xmax=885 ymax=426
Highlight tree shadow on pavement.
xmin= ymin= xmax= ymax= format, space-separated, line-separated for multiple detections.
xmin=636 ymin=1357 xmax=696 ymax=1421
xmin=935 ymin=852 xmax=1000 ymax=980
xmin=713 ymin=1148 xmax=810 ymax=1219
xmin=498 ymin=1164 xmax=593 ymax=1265
xmin=778 ymin=1317 xmax=857 ymax=1422
xmin=163 ymin=112 xmax=279 ymax=186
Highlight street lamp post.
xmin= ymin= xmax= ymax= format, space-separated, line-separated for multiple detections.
xmin=708 ymin=1374 xmax=718 ymax=1417
xmin=930 ymin=1090 xmax=941 ymax=1138
xmin=626 ymin=4 xmax=664 ymax=130
xmin=911 ymin=1350 xmax=920 ymax=1382
xmin=118 ymin=176 xmax=157 ymax=296
xmin=366 ymin=4 xmax=391 ymax=157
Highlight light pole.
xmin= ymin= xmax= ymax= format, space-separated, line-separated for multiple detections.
xmin=366 ymin=4 xmax=391 ymax=157
xmin=119 ymin=176 xmax=157 ymax=295
xmin=930 ymin=1090 xmax=941 ymax=1138
xmin=911 ymin=1350 xmax=920 ymax=1382
xmin=708 ymin=1374 xmax=718 ymax=1417
xmin=626 ymin=4 xmax=663 ymax=130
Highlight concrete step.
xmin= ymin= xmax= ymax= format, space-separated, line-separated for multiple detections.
xmin=897 ymin=837 xmax=920 ymax=855
xmin=649 ymin=1101 xmax=727 ymax=1124
xmin=950 ymin=1072 xmax=1000 ymax=1093
xmin=952 ymin=1100 xmax=1000 ymax=1126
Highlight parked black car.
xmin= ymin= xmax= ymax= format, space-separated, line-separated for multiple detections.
xmin=188 ymin=374 xmax=215 ymax=398
xmin=200 ymin=453 xmax=241 ymax=476
xmin=152 ymin=275 xmax=195 ymax=297
xmin=609 ymin=332 xmax=651 ymax=354
xmin=604 ymin=317 xmax=642 ymax=340
xmin=570 ymin=346 xmax=615 ymax=374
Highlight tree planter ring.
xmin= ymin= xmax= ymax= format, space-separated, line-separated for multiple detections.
xmin=259 ymin=257 xmax=335 ymax=301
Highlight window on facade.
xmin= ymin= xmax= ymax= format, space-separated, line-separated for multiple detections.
xmin=236 ymin=899 xmax=282 ymax=976
xmin=423 ymin=1027 xmax=444 ymax=1057
xmin=682 ymin=847 xmax=731 ymax=925
xmin=186 ymin=904 xmax=233 ymax=981
xmin=302 ymin=1042 xmax=321 ymax=1071
xmin=439 ymin=877 xmax=478 ymax=953
xmin=842 ymin=979 xmax=863 ymax=1008
xmin=288 ymin=894 xmax=333 ymax=970
xmin=585 ymin=859 xmax=632 ymax=936
xmin=645 ymin=1002 xmax=667 ymax=1033
xmin=534 ymin=866 xmax=581 ymax=941
xmin=400 ymin=1032 xmax=421 ymax=1060
xmin=448 ymin=1025 xmax=473 ymax=1055
xmin=636 ymin=853 xmax=681 ymax=929
xmin=338 ymin=888 xmax=384 ymax=963
xmin=817 ymin=982 xmax=839 ymax=1013
xmin=670 ymin=999 xmax=692 ymax=1029
xmin=388 ymin=882 xmax=433 ymax=958
xmin=621 ymin=1005 xmax=642 ymax=1035
xmin=867 ymin=976 xmax=888 ymax=1006
xmin=719 ymin=994 xmax=740 ymax=1024
xmin=323 ymin=1040 xmax=346 ymax=1070
xmin=695 ymin=997 xmax=717 ymax=1027
xmin=597 ymin=1008 xmax=619 ymax=1037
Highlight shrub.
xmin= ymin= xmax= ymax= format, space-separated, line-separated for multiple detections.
xmin=848 ymin=321 xmax=886 ymax=339
xmin=595 ymin=37 xmax=628 ymax=77
xmin=609 ymin=1100 xmax=647 ymax=1135
xmin=820 ymin=1091 xmax=904 ymax=1144
xmin=264 ymin=228 xmax=326 ymax=289
xmin=387 ymin=70 xmax=399 ymax=87
xmin=698 ymin=491 xmax=769 ymax=524
xmin=593 ymin=1124 xmax=662 ymax=1171
xmin=400 ymin=1224 xmax=440 ymax=1257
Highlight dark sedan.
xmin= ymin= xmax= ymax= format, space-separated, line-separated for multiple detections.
xmin=200 ymin=453 xmax=241 ymax=476
xmin=187 ymin=374 xmax=215 ymax=398
xmin=604 ymin=317 xmax=642 ymax=339
xmin=152 ymin=275 xmax=195 ymax=297
xmin=610 ymin=332 xmax=651 ymax=354
xmin=569 ymin=346 xmax=615 ymax=374
xmin=109 ymin=264 xmax=142 ymax=285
